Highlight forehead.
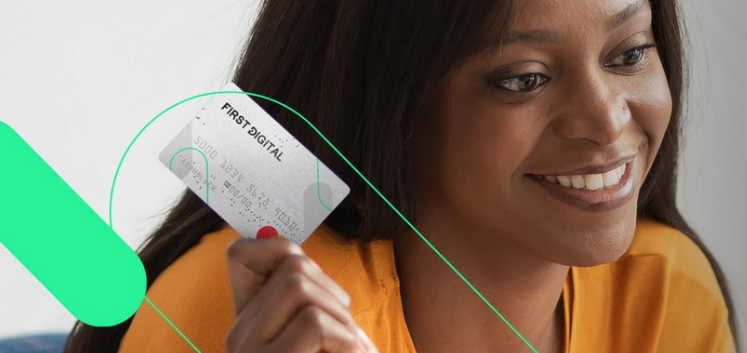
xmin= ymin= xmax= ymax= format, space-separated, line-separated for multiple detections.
xmin=508 ymin=0 xmax=650 ymax=31
xmin=477 ymin=0 xmax=652 ymax=51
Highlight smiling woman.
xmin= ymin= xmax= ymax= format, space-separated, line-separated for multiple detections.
xmin=64 ymin=0 xmax=738 ymax=352
xmin=410 ymin=0 xmax=674 ymax=268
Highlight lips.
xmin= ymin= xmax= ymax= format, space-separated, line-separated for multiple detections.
xmin=527 ymin=160 xmax=636 ymax=212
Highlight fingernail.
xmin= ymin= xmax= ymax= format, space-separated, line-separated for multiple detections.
xmin=356 ymin=327 xmax=375 ymax=352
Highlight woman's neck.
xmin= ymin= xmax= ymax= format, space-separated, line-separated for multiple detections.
xmin=392 ymin=209 xmax=569 ymax=353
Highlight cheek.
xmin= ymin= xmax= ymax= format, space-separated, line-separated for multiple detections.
xmin=432 ymin=90 xmax=546 ymax=229
xmin=629 ymin=66 xmax=673 ymax=167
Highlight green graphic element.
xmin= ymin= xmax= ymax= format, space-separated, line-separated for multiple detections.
xmin=144 ymin=296 xmax=203 ymax=353
xmin=316 ymin=159 xmax=333 ymax=212
xmin=168 ymin=147 xmax=210 ymax=203
xmin=0 ymin=120 xmax=146 ymax=327
xmin=110 ymin=89 xmax=538 ymax=353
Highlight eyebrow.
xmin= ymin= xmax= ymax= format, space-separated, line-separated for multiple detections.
xmin=606 ymin=0 xmax=650 ymax=32
xmin=489 ymin=0 xmax=650 ymax=49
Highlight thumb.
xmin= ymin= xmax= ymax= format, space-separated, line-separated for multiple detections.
xmin=225 ymin=238 xmax=304 ymax=314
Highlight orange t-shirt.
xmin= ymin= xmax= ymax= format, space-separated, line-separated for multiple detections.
xmin=118 ymin=219 xmax=736 ymax=352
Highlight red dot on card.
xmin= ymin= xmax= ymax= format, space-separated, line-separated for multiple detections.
xmin=257 ymin=226 xmax=279 ymax=239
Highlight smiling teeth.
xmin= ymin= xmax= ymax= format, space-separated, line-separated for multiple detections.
xmin=544 ymin=164 xmax=627 ymax=191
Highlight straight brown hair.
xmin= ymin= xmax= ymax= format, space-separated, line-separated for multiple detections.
xmin=64 ymin=0 xmax=739 ymax=351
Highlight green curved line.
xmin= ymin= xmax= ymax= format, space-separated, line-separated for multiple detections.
xmin=168 ymin=147 xmax=210 ymax=204
xmin=109 ymin=89 xmax=539 ymax=353
xmin=316 ymin=159 xmax=333 ymax=212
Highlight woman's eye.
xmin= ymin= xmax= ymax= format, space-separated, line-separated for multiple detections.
xmin=606 ymin=43 xmax=656 ymax=68
xmin=494 ymin=73 xmax=549 ymax=92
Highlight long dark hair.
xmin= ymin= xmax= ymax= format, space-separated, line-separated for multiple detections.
xmin=64 ymin=0 xmax=739 ymax=351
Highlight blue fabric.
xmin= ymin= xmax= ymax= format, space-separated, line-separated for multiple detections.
xmin=0 ymin=334 xmax=67 ymax=353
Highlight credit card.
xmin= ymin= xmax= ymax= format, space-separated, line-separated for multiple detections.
xmin=158 ymin=82 xmax=350 ymax=244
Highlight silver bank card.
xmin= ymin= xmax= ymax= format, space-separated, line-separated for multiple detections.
xmin=159 ymin=82 xmax=350 ymax=244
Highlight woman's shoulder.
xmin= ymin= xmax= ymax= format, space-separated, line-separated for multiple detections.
xmin=567 ymin=218 xmax=735 ymax=352
xmin=118 ymin=224 xmax=240 ymax=352
xmin=618 ymin=218 xmax=723 ymax=296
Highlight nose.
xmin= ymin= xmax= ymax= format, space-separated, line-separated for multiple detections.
xmin=551 ymin=66 xmax=631 ymax=146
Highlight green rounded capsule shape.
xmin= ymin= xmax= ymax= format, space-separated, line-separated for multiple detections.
xmin=0 ymin=120 xmax=146 ymax=327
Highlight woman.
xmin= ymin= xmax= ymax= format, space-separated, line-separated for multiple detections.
xmin=64 ymin=0 xmax=739 ymax=352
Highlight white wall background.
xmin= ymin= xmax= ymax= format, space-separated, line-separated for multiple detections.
xmin=0 ymin=0 xmax=745 ymax=347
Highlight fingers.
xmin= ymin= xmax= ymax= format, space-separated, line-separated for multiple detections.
xmin=264 ymin=305 xmax=363 ymax=353
xmin=225 ymin=238 xmax=304 ymax=314
xmin=225 ymin=238 xmax=380 ymax=353
xmin=233 ymin=255 xmax=359 ymax=347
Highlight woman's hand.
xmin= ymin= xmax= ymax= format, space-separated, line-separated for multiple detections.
xmin=225 ymin=238 xmax=378 ymax=353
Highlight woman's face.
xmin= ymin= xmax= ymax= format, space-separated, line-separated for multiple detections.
xmin=412 ymin=0 xmax=671 ymax=266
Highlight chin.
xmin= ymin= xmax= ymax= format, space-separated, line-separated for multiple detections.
xmin=532 ymin=213 xmax=638 ymax=267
